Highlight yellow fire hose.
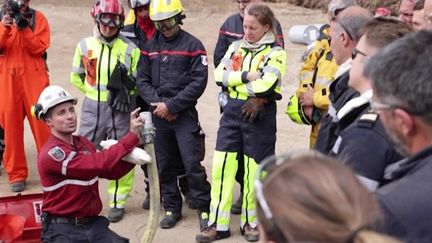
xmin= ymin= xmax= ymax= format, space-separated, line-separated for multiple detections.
xmin=100 ymin=111 xmax=160 ymax=243
xmin=140 ymin=112 xmax=160 ymax=243
xmin=140 ymin=143 xmax=160 ymax=243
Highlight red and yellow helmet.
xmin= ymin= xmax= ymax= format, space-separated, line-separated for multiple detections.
xmin=91 ymin=0 xmax=125 ymax=28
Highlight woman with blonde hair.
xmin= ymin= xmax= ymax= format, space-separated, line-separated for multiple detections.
xmin=255 ymin=152 xmax=399 ymax=243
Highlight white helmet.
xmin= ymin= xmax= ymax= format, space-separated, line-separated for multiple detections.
xmin=128 ymin=0 xmax=150 ymax=9
xmin=32 ymin=85 xmax=77 ymax=120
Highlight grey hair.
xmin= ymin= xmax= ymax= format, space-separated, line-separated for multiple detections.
xmin=328 ymin=0 xmax=357 ymax=17
xmin=336 ymin=12 xmax=373 ymax=42
xmin=364 ymin=31 xmax=432 ymax=123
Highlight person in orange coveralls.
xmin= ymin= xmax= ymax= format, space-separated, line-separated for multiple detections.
xmin=0 ymin=0 xmax=51 ymax=192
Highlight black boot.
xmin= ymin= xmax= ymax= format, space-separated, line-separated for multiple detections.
xmin=160 ymin=211 xmax=182 ymax=229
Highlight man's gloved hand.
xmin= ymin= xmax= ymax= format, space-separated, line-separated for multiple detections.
xmin=107 ymin=61 xmax=135 ymax=112
xmin=108 ymin=86 xmax=132 ymax=113
xmin=241 ymin=97 xmax=268 ymax=123
xmin=100 ymin=139 xmax=151 ymax=165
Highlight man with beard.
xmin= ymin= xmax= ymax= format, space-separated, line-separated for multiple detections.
xmin=364 ymin=30 xmax=432 ymax=242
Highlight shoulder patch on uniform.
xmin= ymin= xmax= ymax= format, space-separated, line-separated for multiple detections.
xmin=359 ymin=113 xmax=378 ymax=122
xmin=201 ymin=55 xmax=208 ymax=66
xmin=48 ymin=146 xmax=66 ymax=161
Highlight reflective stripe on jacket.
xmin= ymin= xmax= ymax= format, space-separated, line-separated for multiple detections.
xmin=136 ymin=30 xmax=208 ymax=114
xmin=214 ymin=40 xmax=286 ymax=100
xmin=70 ymin=34 xmax=140 ymax=102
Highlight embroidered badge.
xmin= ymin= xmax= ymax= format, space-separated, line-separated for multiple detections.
xmin=201 ymin=55 xmax=208 ymax=66
xmin=48 ymin=146 xmax=66 ymax=161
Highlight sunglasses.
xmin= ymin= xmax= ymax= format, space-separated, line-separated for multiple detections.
xmin=351 ymin=48 xmax=368 ymax=60
xmin=370 ymin=99 xmax=422 ymax=116
xmin=370 ymin=100 xmax=396 ymax=114
xmin=97 ymin=13 xmax=123 ymax=28
xmin=154 ymin=17 xmax=178 ymax=31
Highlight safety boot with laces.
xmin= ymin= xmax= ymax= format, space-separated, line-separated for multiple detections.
xmin=198 ymin=210 xmax=209 ymax=232
xmin=241 ymin=223 xmax=259 ymax=242
xmin=160 ymin=211 xmax=182 ymax=229
xmin=195 ymin=224 xmax=231 ymax=243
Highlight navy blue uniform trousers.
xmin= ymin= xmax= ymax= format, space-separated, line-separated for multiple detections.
xmin=42 ymin=216 xmax=128 ymax=243
xmin=153 ymin=108 xmax=211 ymax=213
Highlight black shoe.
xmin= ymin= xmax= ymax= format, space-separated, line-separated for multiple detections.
xmin=231 ymin=194 xmax=242 ymax=215
xmin=108 ymin=207 xmax=124 ymax=222
xmin=160 ymin=211 xmax=182 ymax=229
xmin=11 ymin=181 xmax=26 ymax=193
xmin=196 ymin=225 xmax=231 ymax=243
xmin=198 ymin=210 xmax=209 ymax=232
xmin=142 ymin=194 xmax=150 ymax=210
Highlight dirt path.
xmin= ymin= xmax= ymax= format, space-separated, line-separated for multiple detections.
xmin=0 ymin=1 xmax=327 ymax=242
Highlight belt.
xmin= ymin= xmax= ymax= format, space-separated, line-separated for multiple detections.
xmin=50 ymin=216 xmax=98 ymax=226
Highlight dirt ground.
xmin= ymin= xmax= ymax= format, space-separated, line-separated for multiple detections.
xmin=0 ymin=0 xmax=327 ymax=242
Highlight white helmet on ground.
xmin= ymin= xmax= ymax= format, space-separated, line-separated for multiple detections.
xmin=32 ymin=85 xmax=77 ymax=120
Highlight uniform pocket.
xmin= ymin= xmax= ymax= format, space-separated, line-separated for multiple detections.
xmin=192 ymin=126 xmax=206 ymax=162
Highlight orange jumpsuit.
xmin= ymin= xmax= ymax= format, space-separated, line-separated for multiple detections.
xmin=0 ymin=10 xmax=51 ymax=184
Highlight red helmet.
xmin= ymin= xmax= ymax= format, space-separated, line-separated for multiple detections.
xmin=91 ymin=0 xmax=125 ymax=28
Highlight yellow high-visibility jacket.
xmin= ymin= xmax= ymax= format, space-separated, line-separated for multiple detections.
xmin=70 ymin=35 xmax=140 ymax=102
xmin=215 ymin=40 xmax=286 ymax=100
xmin=296 ymin=38 xmax=339 ymax=110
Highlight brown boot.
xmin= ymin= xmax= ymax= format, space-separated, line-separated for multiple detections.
xmin=241 ymin=223 xmax=259 ymax=242
xmin=195 ymin=225 xmax=230 ymax=243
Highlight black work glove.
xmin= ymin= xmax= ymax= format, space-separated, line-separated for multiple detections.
xmin=108 ymin=86 xmax=132 ymax=113
xmin=107 ymin=60 xmax=136 ymax=112
xmin=241 ymin=97 xmax=268 ymax=123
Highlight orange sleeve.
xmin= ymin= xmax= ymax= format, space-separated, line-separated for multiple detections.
xmin=21 ymin=11 xmax=50 ymax=56
xmin=0 ymin=23 xmax=11 ymax=49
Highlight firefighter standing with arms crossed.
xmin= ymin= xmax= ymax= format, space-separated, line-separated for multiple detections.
xmin=0 ymin=0 xmax=51 ymax=192
xmin=33 ymin=85 xmax=142 ymax=242
xmin=70 ymin=0 xmax=140 ymax=222
xmin=136 ymin=0 xmax=211 ymax=231
xmin=196 ymin=3 xmax=286 ymax=242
